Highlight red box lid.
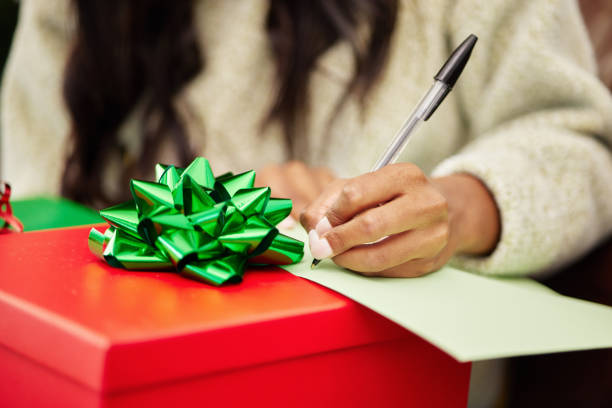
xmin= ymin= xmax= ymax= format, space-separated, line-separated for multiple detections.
xmin=0 ymin=226 xmax=410 ymax=392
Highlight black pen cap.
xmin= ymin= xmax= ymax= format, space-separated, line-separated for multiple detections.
xmin=434 ymin=34 xmax=478 ymax=88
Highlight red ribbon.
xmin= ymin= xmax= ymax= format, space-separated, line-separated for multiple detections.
xmin=1 ymin=183 xmax=24 ymax=233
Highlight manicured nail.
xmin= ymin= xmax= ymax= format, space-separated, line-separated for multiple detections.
xmin=278 ymin=216 xmax=297 ymax=230
xmin=308 ymin=229 xmax=333 ymax=260
xmin=315 ymin=217 xmax=332 ymax=236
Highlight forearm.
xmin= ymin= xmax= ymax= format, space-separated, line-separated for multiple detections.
xmin=432 ymin=125 xmax=612 ymax=276
xmin=432 ymin=174 xmax=500 ymax=256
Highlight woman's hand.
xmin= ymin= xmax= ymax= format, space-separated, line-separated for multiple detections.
xmin=300 ymin=163 xmax=500 ymax=277
xmin=255 ymin=161 xmax=337 ymax=224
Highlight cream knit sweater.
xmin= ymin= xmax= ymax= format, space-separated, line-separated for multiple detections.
xmin=2 ymin=0 xmax=612 ymax=277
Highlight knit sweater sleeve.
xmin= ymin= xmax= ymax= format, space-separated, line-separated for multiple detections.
xmin=1 ymin=0 xmax=73 ymax=198
xmin=431 ymin=0 xmax=612 ymax=276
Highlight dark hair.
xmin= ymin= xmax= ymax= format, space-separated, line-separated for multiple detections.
xmin=62 ymin=0 xmax=398 ymax=207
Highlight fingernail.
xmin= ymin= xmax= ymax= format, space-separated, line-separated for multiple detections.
xmin=278 ymin=216 xmax=297 ymax=230
xmin=315 ymin=217 xmax=332 ymax=236
xmin=308 ymin=229 xmax=333 ymax=259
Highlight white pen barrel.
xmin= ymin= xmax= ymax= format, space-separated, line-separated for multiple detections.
xmin=371 ymin=81 xmax=450 ymax=172
xmin=371 ymin=116 xmax=422 ymax=171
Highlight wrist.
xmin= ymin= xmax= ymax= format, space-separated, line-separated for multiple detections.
xmin=432 ymin=174 xmax=500 ymax=255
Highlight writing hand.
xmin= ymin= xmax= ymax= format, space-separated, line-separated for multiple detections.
xmin=255 ymin=161 xmax=336 ymax=224
xmin=301 ymin=164 xmax=500 ymax=277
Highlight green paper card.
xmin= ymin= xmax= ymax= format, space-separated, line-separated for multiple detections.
xmin=283 ymin=227 xmax=612 ymax=362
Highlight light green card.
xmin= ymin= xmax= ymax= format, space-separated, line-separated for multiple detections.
xmin=283 ymin=227 xmax=612 ymax=362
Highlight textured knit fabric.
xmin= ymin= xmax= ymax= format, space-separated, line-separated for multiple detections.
xmin=2 ymin=0 xmax=612 ymax=277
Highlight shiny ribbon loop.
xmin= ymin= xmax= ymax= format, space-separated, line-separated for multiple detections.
xmin=89 ymin=158 xmax=304 ymax=285
xmin=0 ymin=183 xmax=24 ymax=234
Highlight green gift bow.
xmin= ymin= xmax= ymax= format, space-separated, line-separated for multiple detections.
xmin=88 ymin=157 xmax=304 ymax=285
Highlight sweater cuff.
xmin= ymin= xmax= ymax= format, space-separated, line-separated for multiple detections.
xmin=431 ymin=142 xmax=560 ymax=277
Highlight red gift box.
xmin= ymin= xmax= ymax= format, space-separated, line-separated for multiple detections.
xmin=0 ymin=226 xmax=470 ymax=407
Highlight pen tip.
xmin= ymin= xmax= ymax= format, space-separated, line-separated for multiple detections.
xmin=311 ymin=259 xmax=321 ymax=269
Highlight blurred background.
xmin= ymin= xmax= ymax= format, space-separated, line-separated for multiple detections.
xmin=1 ymin=0 xmax=611 ymax=88
xmin=0 ymin=0 xmax=17 ymax=79
xmin=0 ymin=0 xmax=610 ymax=407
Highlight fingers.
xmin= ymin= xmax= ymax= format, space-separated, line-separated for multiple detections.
xmin=324 ymin=163 xmax=426 ymax=227
xmin=255 ymin=164 xmax=291 ymax=197
xmin=360 ymin=229 xmax=457 ymax=278
xmin=277 ymin=216 xmax=297 ymax=230
xmin=300 ymin=179 xmax=346 ymax=231
xmin=331 ymin=221 xmax=449 ymax=273
xmin=313 ymin=167 xmax=336 ymax=191
xmin=299 ymin=162 xmax=460 ymax=278
xmin=285 ymin=161 xmax=321 ymax=203
xmin=300 ymin=163 xmax=427 ymax=233
xmin=320 ymin=192 xmax=447 ymax=257
xmin=257 ymin=162 xmax=338 ymax=220
xmin=256 ymin=163 xmax=304 ymax=219
xmin=282 ymin=162 xmax=325 ymax=217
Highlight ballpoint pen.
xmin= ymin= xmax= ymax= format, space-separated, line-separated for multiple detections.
xmin=311 ymin=33 xmax=478 ymax=268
